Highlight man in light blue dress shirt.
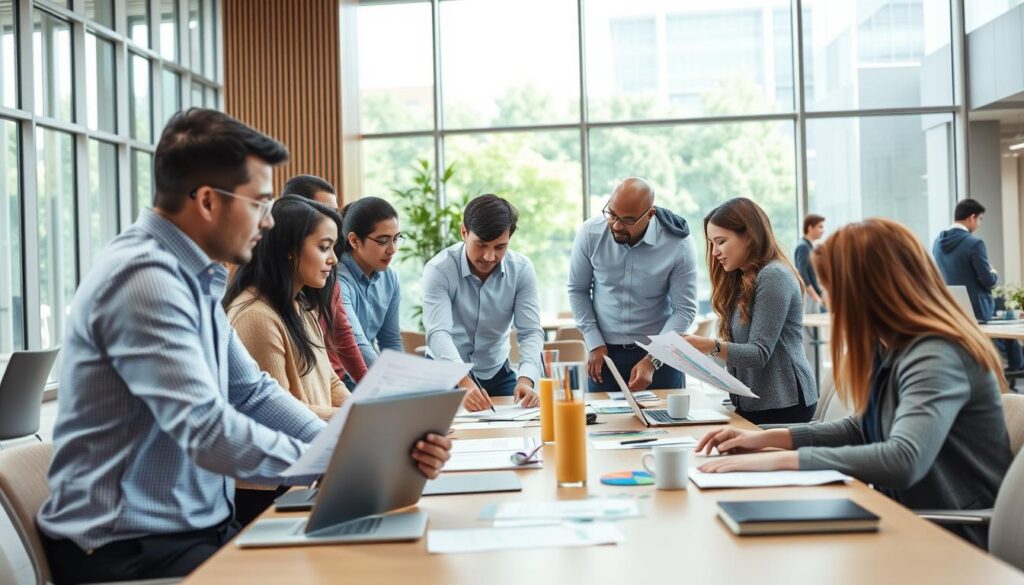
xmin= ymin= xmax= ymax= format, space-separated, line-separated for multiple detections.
xmin=422 ymin=195 xmax=544 ymax=412
xmin=36 ymin=109 xmax=452 ymax=584
xmin=568 ymin=178 xmax=698 ymax=392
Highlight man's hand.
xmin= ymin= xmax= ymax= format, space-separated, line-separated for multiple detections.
xmin=513 ymin=378 xmax=539 ymax=407
xmin=459 ymin=375 xmax=492 ymax=412
xmin=627 ymin=357 xmax=654 ymax=391
xmin=411 ymin=433 xmax=452 ymax=479
xmin=587 ymin=345 xmax=608 ymax=383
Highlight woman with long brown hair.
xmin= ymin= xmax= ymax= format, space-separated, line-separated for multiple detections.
xmin=684 ymin=197 xmax=817 ymax=424
xmin=694 ymin=218 xmax=1012 ymax=548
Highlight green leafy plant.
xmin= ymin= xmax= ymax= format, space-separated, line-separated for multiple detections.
xmin=391 ymin=159 xmax=463 ymax=326
xmin=994 ymin=284 xmax=1024 ymax=312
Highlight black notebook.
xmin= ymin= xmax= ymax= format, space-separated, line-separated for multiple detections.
xmin=717 ymin=498 xmax=880 ymax=536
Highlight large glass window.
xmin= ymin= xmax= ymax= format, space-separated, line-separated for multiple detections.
xmin=33 ymin=11 xmax=74 ymax=122
xmin=806 ymin=113 xmax=955 ymax=245
xmin=86 ymin=33 xmax=117 ymax=133
xmin=85 ymin=0 xmax=115 ymax=30
xmin=162 ymin=68 xmax=181 ymax=127
xmin=440 ymin=0 xmax=580 ymax=128
xmin=130 ymin=52 xmax=152 ymax=142
xmin=0 ymin=119 xmax=21 ymax=353
xmin=36 ymin=127 xmax=76 ymax=351
xmin=132 ymin=149 xmax=152 ymax=219
xmin=88 ymin=140 xmax=119 ymax=263
xmin=126 ymin=0 xmax=150 ymax=48
xmin=966 ymin=0 xmax=1023 ymax=32
xmin=357 ymin=1 xmax=433 ymax=133
xmin=159 ymin=0 xmax=179 ymax=61
xmin=189 ymin=0 xmax=203 ymax=73
xmin=1 ymin=0 xmax=16 ymax=109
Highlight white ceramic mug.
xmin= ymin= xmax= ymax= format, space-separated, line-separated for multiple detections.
xmin=641 ymin=446 xmax=689 ymax=490
xmin=667 ymin=394 xmax=691 ymax=419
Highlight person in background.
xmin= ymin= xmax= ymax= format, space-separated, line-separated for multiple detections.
xmin=224 ymin=195 xmax=351 ymax=525
xmin=283 ymin=174 xmax=368 ymax=384
xmin=336 ymin=197 xmax=405 ymax=367
xmin=932 ymin=198 xmax=1024 ymax=373
xmin=422 ymin=194 xmax=543 ymax=411
xmin=695 ymin=218 xmax=1011 ymax=549
xmin=794 ymin=213 xmax=826 ymax=312
xmin=684 ymin=197 xmax=817 ymax=425
xmin=567 ymin=177 xmax=697 ymax=392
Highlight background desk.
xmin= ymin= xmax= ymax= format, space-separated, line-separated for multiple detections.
xmin=803 ymin=312 xmax=1024 ymax=341
xmin=184 ymin=389 xmax=1024 ymax=585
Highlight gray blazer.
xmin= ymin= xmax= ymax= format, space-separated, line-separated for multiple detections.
xmin=791 ymin=336 xmax=1012 ymax=548
xmin=726 ymin=261 xmax=817 ymax=412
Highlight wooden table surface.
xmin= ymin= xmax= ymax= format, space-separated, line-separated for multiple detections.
xmin=803 ymin=312 xmax=1024 ymax=341
xmin=184 ymin=388 xmax=1024 ymax=585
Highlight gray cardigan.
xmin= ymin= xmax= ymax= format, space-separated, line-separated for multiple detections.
xmin=791 ymin=336 xmax=1012 ymax=547
xmin=726 ymin=261 xmax=817 ymax=412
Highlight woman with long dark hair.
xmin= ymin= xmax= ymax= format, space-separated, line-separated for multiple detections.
xmin=224 ymin=195 xmax=351 ymax=524
xmin=695 ymin=218 xmax=1011 ymax=548
xmin=683 ymin=197 xmax=817 ymax=424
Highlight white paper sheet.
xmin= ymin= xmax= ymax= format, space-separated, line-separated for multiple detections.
xmin=592 ymin=437 xmax=699 ymax=450
xmin=451 ymin=437 xmax=539 ymax=454
xmin=427 ymin=523 xmax=624 ymax=554
xmin=443 ymin=450 xmax=543 ymax=472
xmin=638 ymin=334 xmax=759 ymax=398
xmin=608 ymin=391 xmax=658 ymax=402
xmin=687 ymin=468 xmax=851 ymax=489
xmin=451 ymin=421 xmax=537 ymax=431
xmin=489 ymin=499 xmax=640 ymax=521
xmin=281 ymin=350 xmax=472 ymax=477
xmin=455 ymin=404 xmax=540 ymax=420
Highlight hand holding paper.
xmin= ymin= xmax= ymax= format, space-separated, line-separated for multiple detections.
xmin=638 ymin=333 xmax=758 ymax=398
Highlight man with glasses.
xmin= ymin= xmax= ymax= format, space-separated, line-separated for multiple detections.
xmin=37 ymin=109 xmax=453 ymax=583
xmin=568 ymin=177 xmax=698 ymax=392
xmin=422 ymin=194 xmax=544 ymax=411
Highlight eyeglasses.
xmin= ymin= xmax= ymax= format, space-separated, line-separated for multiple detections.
xmin=366 ymin=234 xmax=406 ymax=249
xmin=602 ymin=204 xmax=653 ymax=227
xmin=191 ymin=186 xmax=275 ymax=221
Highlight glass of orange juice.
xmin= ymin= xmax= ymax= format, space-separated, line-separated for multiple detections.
xmin=554 ymin=390 xmax=587 ymax=487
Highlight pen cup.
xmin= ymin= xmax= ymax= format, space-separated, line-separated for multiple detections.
xmin=554 ymin=391 xmax=587 ymax=487
xmin=539 ymin=377 xmax=556 ymax=443
xmin=541 ymin=349 xmax=561 ymax=378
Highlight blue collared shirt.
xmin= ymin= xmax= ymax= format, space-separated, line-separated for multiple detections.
xmin=336 ymin=253 xmax=403 ymax=366
xmin=422 ymin=243 xmax=544 ymax=383
xmin=567 ymin=215 xmax=698 ymax=350
xmin=37 ymin=210 xmax=325 ymax=551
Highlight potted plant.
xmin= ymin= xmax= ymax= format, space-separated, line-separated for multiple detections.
xmin=993 ymin=284 xmax=1023 ymax=319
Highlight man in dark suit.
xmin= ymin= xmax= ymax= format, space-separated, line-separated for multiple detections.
xmin=933 ymin=198 xmax=1023 ymax=371
xmin=794 ymin=214 xmax=825 ymax=312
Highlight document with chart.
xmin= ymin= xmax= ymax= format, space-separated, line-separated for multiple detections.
xmin=638 ymin=333 xmax=758 ymax=399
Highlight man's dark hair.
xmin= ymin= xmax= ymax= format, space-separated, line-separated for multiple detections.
xmin=802 ymin=213 xmax=825 ymax=235
xmin=283 ymin=174 xmax=335 ymax=199
xmin=154 ymin=108 xmax=289 ymax=212
xmin=463 ymin=194 xmax=518 ymax=242
xmin=954 ymin=198 xmax=986 ymax=221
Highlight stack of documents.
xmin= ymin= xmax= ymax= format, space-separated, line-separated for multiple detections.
xmin=588 ymin=399 xmax=635 ymax=414
xmin=480 ymin=499 xmax=642 ymax=522
xmin=427 ymin=523 xmax=624 ymax=554
xmin=444 ymin=437 xmax=544 ymax=472
xmin=592 ymin=436 xmax=699 ymax=451
xmin=608 ymin=391 xmax=658 ymax=402
xmin=454 ymin=404 xmax=541 ymax=421
xmin=688 ymin=469 xmax=852 ymax=489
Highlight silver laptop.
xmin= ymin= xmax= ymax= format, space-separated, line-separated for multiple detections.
xmin=236 ymin=388 xmax=465 ymax=548
xmin=948 ymin=285 xmax=979 ymax=322
xmin=603 ymin=355 xmax=729 ymax=427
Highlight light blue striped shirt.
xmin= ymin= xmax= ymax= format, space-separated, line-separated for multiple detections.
xmin=567 ymin=215 xmax=698 ymax=350
xmin=337 ymin=253 xmax=403 ymax=366
xmin=422 ymin=243 xmax=544 ymax=383
xmin=38 ymin=210 xmax=325 ymax=551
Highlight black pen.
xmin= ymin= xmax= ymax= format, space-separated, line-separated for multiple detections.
xmin=469 ymin=371 xmax=497 ymax=414
xmin=620 ymin=438 xmax=658 ymax=445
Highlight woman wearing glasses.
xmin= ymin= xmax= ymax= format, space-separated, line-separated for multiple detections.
xmin=337 ymin=196 xmax=405 ymax=366
xmin=224 ymin=195 xmax=352 ymax=524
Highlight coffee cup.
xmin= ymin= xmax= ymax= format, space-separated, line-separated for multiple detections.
xmin=640 ymin=446 xmax=689 ymax=490
xmin=667 ymin=394 xmax=691 ymax=419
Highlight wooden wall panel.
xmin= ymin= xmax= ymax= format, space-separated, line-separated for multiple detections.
xmin=222 ymin=0 xmax=342 ymax=200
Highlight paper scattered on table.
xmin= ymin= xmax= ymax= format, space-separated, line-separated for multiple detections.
xmin=638 ymin=333 xmax=758 ymax=398
xmin=588 ymin=429 xmax=669 ymax=438
xmin=282 ymin=350 xmax=471 ymax=477
xmin=451 ymin=437 xmax=539 ymax=454
xmin=608 ymin=391 xmax=658 ymax=402
xmin=444 ymin=450 xmax=542 ymax=472
xmin=588 ymin=399 xmax=637 ymax=414
xmin=592 ymin=437 xmax=699 ymax=450
xmin=427 ymin=523 xmax=624 ymax=554
xmin=485 ymin=499 xmax=641 ymax=521
xmin=451 ymin=421 xmax=537 ymax=431
xmin=687 ymin=468 xmax=851 ymax=489
xmin=455 ymin=404 xmax=540 ymax=421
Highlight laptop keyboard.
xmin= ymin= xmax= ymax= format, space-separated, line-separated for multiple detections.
xmin=307 ymin=516 xmax=382 ymax=537
xmin=646 ymin=409 xmax=681 ymax=423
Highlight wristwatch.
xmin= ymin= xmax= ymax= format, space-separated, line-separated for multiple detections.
xmin=710 ymin=340 xmax=722 ymax=358
xmin=647 ymin=355 xmax=663 ymax=370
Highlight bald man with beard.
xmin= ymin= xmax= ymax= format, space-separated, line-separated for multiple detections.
xmin=567 ymin=178 xmax=698 ymax=392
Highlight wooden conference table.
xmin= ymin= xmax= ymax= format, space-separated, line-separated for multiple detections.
xmin=184 ymin=388 xmax=1024 ymax=585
